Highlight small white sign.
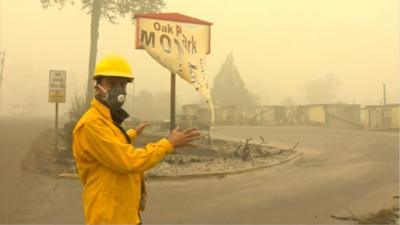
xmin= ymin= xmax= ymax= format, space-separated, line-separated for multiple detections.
xmin=49 ymin=70 xmax=66 ymax=103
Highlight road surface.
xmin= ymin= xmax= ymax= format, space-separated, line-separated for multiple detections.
xmin=0 ymin=119 xmax=398 ymax=223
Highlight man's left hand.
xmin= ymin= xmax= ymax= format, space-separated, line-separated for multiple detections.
xmin=135 ymin=122 xmax=150 ymax=136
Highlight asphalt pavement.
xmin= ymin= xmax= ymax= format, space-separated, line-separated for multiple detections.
xmin=0 ymin=119 xmax=398 ymax=224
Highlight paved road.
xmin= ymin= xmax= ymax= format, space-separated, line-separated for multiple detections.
xmin=142 ymin=126 xmax=399 ymax=223
xmin=0 ymin=117 xmax=83 ymax=224
xmin=0 ymin=120 xmax=398 ymax=224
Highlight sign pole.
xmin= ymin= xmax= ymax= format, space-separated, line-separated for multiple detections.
xmin=49 ymin=70 xmax=66 ymax=151
xmin=55 ymin=102 xmax=59 ymax=151
xmin=170 ymin=72 xmax=176 ymax=132
xmin=383 ymin=83 xmax=386 ymax=105
xmin=0 ymin=51 xmax=6 ymax=118
xmin=0 ymin=77 xmax=2 ymax=118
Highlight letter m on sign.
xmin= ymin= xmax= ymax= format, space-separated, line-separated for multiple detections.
xmin=134 ymin=13 xmax=212 ymax=54
xmin=140 ymin=30 xmax=155 ymax=48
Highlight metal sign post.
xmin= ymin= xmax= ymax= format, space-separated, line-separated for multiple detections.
xmin=0 ymin=51 xmax=5 ymax=117
xmin=170 ymin=73 xmax=176 ymax=132
xmin=383 ymin=83 xmax=386 ymax=105
xmin=55 ymin=102 xmax=59 ymax=151
xmin=49 ymin=70 xmax=66 ymax=152
xmin=134 ymin=13 xmax=213 ymax=132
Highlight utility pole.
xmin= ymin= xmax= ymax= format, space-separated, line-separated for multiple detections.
xmin=383 ymin=83 xmax=386 ymax=105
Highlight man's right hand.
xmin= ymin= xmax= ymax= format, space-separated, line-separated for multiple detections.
xmin=168 ymin=127 xmax=201 ymax=148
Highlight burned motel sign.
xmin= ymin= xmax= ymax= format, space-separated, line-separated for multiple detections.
xmin=134 ymin=13 xmax=215 ymax=130
xmin=140 ymin=21 xmax=200 ymax=54
xmin=134 ymin=13 xmax=211 ymax=54
xmin=134 ymin=13 xmax=212 ymax=89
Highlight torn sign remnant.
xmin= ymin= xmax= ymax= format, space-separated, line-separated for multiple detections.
xmin=135 ymin=13 xmax=215 ymax=128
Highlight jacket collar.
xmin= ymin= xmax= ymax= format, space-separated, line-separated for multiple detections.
xmin=92 ymin=96 xmax=130 ymax=125
xmin=91 ymin=97 xmax=112 ymax=121
xmin=91 ymin=96 xmax=131 ymax=143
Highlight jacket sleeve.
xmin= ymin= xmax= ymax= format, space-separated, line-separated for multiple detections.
xmin=82 ymin=120 xmax=174 ymax=174
xmin=126 ymin=129 xmax=138 ymax=140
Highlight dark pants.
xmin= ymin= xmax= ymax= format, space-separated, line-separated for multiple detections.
xmin=138 ymin=213 xmax=142 ymax=225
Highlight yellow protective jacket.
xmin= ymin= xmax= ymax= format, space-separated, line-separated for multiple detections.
xmin=72 ymin=98 xmax=174 ymax=224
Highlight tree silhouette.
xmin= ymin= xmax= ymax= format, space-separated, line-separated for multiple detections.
xmin=211 ymin=53 xmax=256 ymax=111
xmin=40 ymin=0 xmax=166 ymax=105
xmin=305 ymin=73 xmax=341 ymax=104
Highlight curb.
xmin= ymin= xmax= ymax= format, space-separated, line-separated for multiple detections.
xmin=147 ymin=151 xmax=303 ymax=180
xmin=58 ymin=173 xmax=80 ymax=179
xmin=58 ymin=152 xmax=303 ymax=180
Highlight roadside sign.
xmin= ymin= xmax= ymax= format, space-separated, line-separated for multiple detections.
xmin=48 ymin=69 xmax=66 ymax=152
xmin=49 ymin=70 xmax=66 ymax=103
xmin=134 ymin=13 xmax=214 ymax=131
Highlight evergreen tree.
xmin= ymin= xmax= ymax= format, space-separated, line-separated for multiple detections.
xmin=211 ymin=53 xmax=256 ymax=111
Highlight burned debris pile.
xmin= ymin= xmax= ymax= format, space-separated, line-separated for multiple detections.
xmin=146 ymin=135 xmax=300 ymax=178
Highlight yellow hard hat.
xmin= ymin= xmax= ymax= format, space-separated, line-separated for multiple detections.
xmin=94 ymin=54 xmax=134 ymax=82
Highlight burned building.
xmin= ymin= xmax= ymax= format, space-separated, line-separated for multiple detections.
xmin=361 ymin=104 xmax=400 ymax=130
xmin=215 ymin=105 xmax=241 ymax=125
xmin=296 ymin=104 xmax=362 ymax=129
xmin=252 ymin=105 xmax=288 ymax=126
xmin=180 ymin=104 xmax=211 ymax=129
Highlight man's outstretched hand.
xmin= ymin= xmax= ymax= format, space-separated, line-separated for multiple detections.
xmin=168 ymin=127 xmax=201 ymax=148
xmin=134 ymin=122 xmax=150 ymax=136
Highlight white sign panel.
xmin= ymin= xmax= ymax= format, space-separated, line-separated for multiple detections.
xmin=49 ymin=70 xmax=66 ymax=103
xmin=136 ymin=15 xmax=215 ymax=126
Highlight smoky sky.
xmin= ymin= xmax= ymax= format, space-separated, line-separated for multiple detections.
xmin=0 ymin=0 xmax=398 ymax=118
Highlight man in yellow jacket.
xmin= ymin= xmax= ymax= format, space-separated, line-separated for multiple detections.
xmin=73 ymin=54 xmax=200 ymax=224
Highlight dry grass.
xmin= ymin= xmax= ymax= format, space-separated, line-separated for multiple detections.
xmin=332 ymin=206 xmax=399 ymax=224
xmin=359 ymin=207 xmax=399 ymax=224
